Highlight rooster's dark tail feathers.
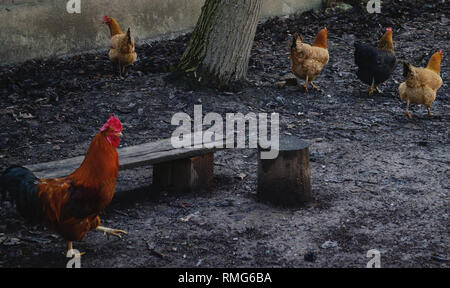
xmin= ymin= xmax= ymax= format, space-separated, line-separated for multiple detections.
xmin=0 ymin=166 xmax=42 ymax=220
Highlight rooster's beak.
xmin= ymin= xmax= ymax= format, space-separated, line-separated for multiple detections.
xmin=116 ymin=132 xmax=123 ymax=137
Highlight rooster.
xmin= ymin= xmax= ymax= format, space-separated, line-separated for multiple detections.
xmin=103 ymin=16 xmax=137 ymax=76
xmin=0 ymin=115 xmax=126 ymax=256
xmin=290 ymin=27 xmax=329 ymax=92
xmin=399 ymin=50 xmax=443 ymax=119
xmin=354 ymin=27 xmax=397 ymax=96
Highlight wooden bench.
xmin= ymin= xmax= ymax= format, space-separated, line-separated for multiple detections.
xmin=25 ymin=133 xmax=227 ymax=193
xmin=25 ymin=133 xmax=313 ymax=203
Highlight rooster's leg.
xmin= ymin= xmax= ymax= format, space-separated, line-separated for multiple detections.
xmin=67 ymin=241 xmax=85 ymax=257
xmin=96 ymin=226 xmax=127 ymax=240
xmin=67 ymin=241 xmax=72 ymax=255
xmin=309 ymin=81 xmax=320 ymax=90
xmin=427 ymin=106 xmax=432 ymax=117
xmin=405 ymin=100 xmax=412 ymax=119
xmin=303 ymin=76 xmax=309 ymax=92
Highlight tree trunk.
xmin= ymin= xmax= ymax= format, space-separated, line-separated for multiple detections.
xmin=174 ymin=0 xmax=263 ymax=88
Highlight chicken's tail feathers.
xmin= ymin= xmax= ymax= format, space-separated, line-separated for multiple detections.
xmin=354 ymin=42 xmax=364 ymax=66
xmin=291 ymin=33 xmax=302 ymax=50
xmin=403 ymin=61 xmax=414 ymax=78
xmin=126 ymin=28 xmax=132 ymax=44
xmin=0 ymin=166 xmax=42 ymax=220
xmin=291 ymin=33 xmax=297 ymax=49
xmin=354 ymin=42 xmax=366 ymax=54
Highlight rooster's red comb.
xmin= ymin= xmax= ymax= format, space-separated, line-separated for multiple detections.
xmin=386 ymin=27 xmax=393 ymax=31
xmin=101 ymin=115 xmax=122 ymax=132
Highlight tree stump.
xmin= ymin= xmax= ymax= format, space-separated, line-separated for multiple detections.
xmin=257 ymin=136 xmax=312 ymax=206
xmin=153 ymin=153 xmax=214 ymax=194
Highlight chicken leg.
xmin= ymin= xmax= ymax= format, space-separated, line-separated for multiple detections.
xmin=368 ymin=79 xmax=375 ymax=97
xmin=309 ymin=81 xmax=320 ymax=90
xmin=405 ymin=100 xmax=412 ymax=119
xmin=427 ymin=106 xmax=432 ymax=117
xmin=303 ymin=75 xmax=309 ymax=92
xmin=96 ymin=226 xmax=127 ymax=240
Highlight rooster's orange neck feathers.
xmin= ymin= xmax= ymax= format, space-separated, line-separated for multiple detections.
xmin=426 ymin=51 xmax=443 ymax=74
xmin=312 ymin=28 xmax=328 ymax=49
xmin=69 ymin=132 xmax=119 ymax=187
xmin=106 ymin=17 xmax=124 ymax=37
xmin=378 ymin=30 xmax=394 ymax=52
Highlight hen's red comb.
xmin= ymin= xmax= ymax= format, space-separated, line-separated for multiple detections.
xmin=439 ymin=49 xmax=443 ymax=54
xmin=386 ymin=27 xmax=393 ymax=31
xmin=103 ymin=15 xmax=109 ymax=22
xmin=101 ymin=115 xmax=122 ymax=132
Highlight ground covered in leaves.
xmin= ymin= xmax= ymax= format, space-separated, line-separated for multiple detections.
xmin=0 ymin=0 xmax=448 ymax=267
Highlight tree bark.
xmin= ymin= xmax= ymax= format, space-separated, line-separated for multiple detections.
xmin=174 ymin=0 xmax=263 ymax=89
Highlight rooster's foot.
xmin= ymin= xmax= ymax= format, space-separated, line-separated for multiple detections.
xmin=67 ymin=249 xmax=85 ymax=257
xmin=67 ymin=242 xmax=85 ymax=257
xmin=96 ymin=226 xmax=127 ymax=240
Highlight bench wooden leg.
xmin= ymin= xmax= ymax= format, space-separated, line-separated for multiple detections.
xmin=153 ymin=153 xmax=214 ymax=193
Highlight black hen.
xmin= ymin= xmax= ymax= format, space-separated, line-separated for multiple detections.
xmin=354 ymin=28 xmax=397 ymax=96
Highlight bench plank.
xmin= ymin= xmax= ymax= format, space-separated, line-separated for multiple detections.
xmin=25 ymin=133 xmax=227 ymax=179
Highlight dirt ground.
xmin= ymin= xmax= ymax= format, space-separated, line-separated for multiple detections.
xmin=0 ymin=1 xmax=448 ymax=268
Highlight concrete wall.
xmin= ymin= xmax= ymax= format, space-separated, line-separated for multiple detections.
xmin=0 ymin=0 xmax=322 ymax=64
